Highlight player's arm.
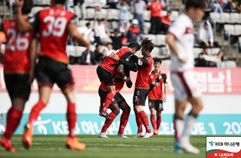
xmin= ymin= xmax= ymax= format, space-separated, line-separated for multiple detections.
xmin=28 ymin=33 xmax=39 ymax=84
xmin=163 ymin=74 xmax=168 ymax=102
xmin=68 ymin=23 xmax=91 ymax=47
xmin=15 ymin=0 xmax=35 ymax=32
xmin=0 ymin=23 xmax=6 ymax=64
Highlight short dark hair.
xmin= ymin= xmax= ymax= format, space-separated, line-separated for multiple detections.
xmin=114 ymin=28 xmax=119 ymax=32
xmin=204 ymin=21 xmax=208 ymax=25
xmin=128 ymin=42 xmax=141 ymax=51
xmin=185 ymin=0 xmax=206 ymax=10
xmin=86 ymin=22 xmax=90 ymax=27
xmin=141 ymin=38 xmax=154 ymax=52
xmin=167 ymin=10 xmax=172 ymax=13
xmin=54 ymin=0 xmax=66 ymax=5
xmin=22 ymin=0 xmax=33 ymax=15
xmin=154 ymin=58 xmax=162 ymax=64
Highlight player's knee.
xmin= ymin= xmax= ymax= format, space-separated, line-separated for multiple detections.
xmin=113 ymin=108 xmax=120 ymax=115
xmin=123 ymin=105 xmax=131 ymax=113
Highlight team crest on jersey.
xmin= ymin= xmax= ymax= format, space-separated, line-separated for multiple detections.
xmin=159 ymin=76 xmax=162 ymax=80
xmin=138 ymin=60 xmax=143 ymax=65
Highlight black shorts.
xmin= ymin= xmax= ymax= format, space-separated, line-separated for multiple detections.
xmin=133 ymin=88 xmax=149 ymax=106
xmin=98 ymin=89 xmax=126 ymax=106
xmin=148 ymin=99 xmax=164 ymax=111
xmin=4 ymin=73 xmax=31 ymax=100
xmin=35 ymin=57 xmax=74 ymax=89
xmin=97 ymin=66 xmax=115 ymax=86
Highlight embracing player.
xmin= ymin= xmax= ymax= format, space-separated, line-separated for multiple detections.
xmin=15 ymin=0 xmax=90 ymax=151
xmin=0 ymin=0 xmax=36 ymax=152
xmin=166 ymin=0 xmax=206 ymax=154
xmin=148 ymin=59 xmax=167 ymax=135
xmin=97 ymin=43 xmax=140 ymax=118
xmin=110 ymin=38 xmax=154 ymax=138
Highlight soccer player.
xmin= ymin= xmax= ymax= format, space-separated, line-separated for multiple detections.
xmin=96 ymin=42 xmax=140 ymax=118
xmin=98 ymin=55 xmax=138 ymax=138
xmin=110 ymin=38 xmax=154 ymax=138
xmin=148 ymin=59 xmax=167 ymax=135
xmin=0 ymin=0 xmax=35 ymax=152
xmin=15 ymin=0 xmax=90 ymax=151
xmin=166 ymin=0 xmax=206 ymax=154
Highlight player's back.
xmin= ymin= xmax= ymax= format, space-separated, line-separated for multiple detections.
xmin=2 ymin=19 xmax=34 ymax=73
xmin=168 ymin=13 xmax=194 ymax=72
xmin=135 ymin=55 xmax=153 ymax=89
xmin=37 ymin=7 xmax=75 ymax=63
xmin=99 ymin=47 xmax=130 ymax=73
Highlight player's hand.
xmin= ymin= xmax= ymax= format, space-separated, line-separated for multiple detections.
xmin=163 ymin=96 xmax=167 ymax=102
xmin=178 ymin=55 xmax=188 ymax=63
xmin=126 ymin=80 xmax=132 ymax=88
xmin=109 ymin=52 xmax=120 ymax=61
xmin=15 ymin=0 xmax=24 ymax=9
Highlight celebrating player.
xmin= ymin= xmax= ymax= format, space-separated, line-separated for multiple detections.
xmin=15 ymin=0 xmax=90 ymax=151
xmin=110 ymin=38 xmax=154 ymax=138
xmin=166 ymin=0 xmax=206 ymax=154
xmin=148 ymin=59 xmax=167 ymax=135
xmin=96 ymin=43 xmax=140 ymax=118
xmin=98 ymin=55 xmax=138 ymax=138
xmin=0 ymin=0 xmax=36 ymax=152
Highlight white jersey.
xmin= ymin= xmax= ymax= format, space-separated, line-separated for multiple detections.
xmin=168 ymin=14 xmax=194 ymax=72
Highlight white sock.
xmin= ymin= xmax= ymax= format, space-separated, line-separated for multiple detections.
xmin=180 ymin=115 xmax=196 ymax=142
xmin=174 ymin=119 xmax=184 ymax=141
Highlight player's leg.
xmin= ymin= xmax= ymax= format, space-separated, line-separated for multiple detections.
xmin=99 ymin=102 xmax=119 ymax=138
xmin=23 ymin=57 xmax=54 ymax=149
xmin=148 ymin=99 xmax=157 ymax=135
xmin=117 ymin=94 xmax=130 ymax=138
xmin=97 ymin=66 xmax=116 ymax=116
xmin=156 ymin=100 xmax=164 ymax=135
xmin=1 ymin=74 xmax=30 ymax=152
xmin=176 ymin=71 xmax=202 ymax=154
xmin=133 ymin=89 xmax=143 ymax=137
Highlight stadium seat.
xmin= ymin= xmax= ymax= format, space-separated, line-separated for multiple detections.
xmin=79 ymin=20 xmax=88 ymax=27
xmin=144 ymin=22 xmax=151 ymax=34
xmin=85 ymin=8 xmax=95 ymax=20
xmin=142 ymin=34 xmax=156 ymax=45
xmin=84 ymin=0 xmax=96 ymax=7
xmin=99 ymin=8 xmax=107 ymax=19
xmin=210 ymin=12 xmax=220 ymax=23
xmin=143 ymin=10 xmax=150 ymax=22
xmin=224 ymin=24 xmax=235 ymax=35
xmin=220 ymin=13 xmax=230 ymax=23
xmin=108 ymin=9 xmax=119 ymax=21
xmin=151 ymin=47 xmax=162 ymax=58
xmin=234 ymin=25 xmax=241 ymax=36
xmin=161 ymin=10 xmax=167 ymax=16
xmin=32 ymin=6 xmax=44 ymax=14
xmin=155 ymin=34 xmax=166 ymax=47
xmin=222 ymin=60 xmax=237 ymax=68
xmin=193 ymin=48 xmax=202 ymax=58
xmin=230 ymin=13 xmax=240 ymax=24
xmin=170 ymin=11 xmax=178 ymax=21
xmin=76 ymin=46 xmax=86 ymax=56
xmin=162 ymin=59 xmax=171 ymax=67
xmin=210 ymin=48 xmax=220 ymax=55
xmin=66 ymin=45 xmax=76 ymax=56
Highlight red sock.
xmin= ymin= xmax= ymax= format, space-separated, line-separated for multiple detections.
xmin=138 ymin=111 xmax=151 ymax=133
xmin=103 ymin=92 xmax=115 ymax=112
xmin=28 ymin=100 xmax=46 ymax=124
xmin=4 ymin=108 xmax=23 ymax=139
xmin=156 ymin=116 xmax=162 ymax=130
xmin=135 ymin=111 xmax=143 ymax=133
xmin=118 ymin=113 xmax=129 ymax=134
xmin=101 ymin=112 xmax=117 ymax=133
xmin=67 ymin=102 xmax=76 ymax=138
xmin=150 ymin=114 xmax=157 ymax=129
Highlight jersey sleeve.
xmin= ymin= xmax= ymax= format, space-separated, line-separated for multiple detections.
xmin=136 ymin=58 xmax=149 ymax=69
xmin=68 ymin=14 xmax=78 ymax=25
xmin=168 ymin=18 xmax=186 ymax=40
xmin=163 ymin=73 xmax=168 ymax=84
xmin=33 ymin=31 xmax=40 ymax=40
xmin=28 ymin=11 xmax=40 ymax=31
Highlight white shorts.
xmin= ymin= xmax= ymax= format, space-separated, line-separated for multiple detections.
xmin=170 ymin=70 xmax=201 ymax=101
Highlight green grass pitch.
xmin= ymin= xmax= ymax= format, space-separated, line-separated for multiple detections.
xmin=0 ymin=135 xmax=206 ymax=158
